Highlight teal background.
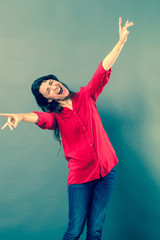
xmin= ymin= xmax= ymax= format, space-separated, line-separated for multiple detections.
xmin=0 ymin=0 xmax=160 ymax=239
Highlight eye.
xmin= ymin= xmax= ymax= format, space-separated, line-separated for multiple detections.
xmin=47 ymin=88 xmax=50 ymax=95
xmin=49 ymin=80 xmax=53 ymax=85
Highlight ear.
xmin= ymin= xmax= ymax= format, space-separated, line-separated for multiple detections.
xmin=48 ymin=99 xmax=52 ymax=103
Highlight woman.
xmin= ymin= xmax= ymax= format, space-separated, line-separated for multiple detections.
xmin=0 ymin=17 xmax=134 ymax=240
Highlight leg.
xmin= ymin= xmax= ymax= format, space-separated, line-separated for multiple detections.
xmin=86 ymin=166 xmax=117 ymax=240
xmin=62 ymin=181 xmax=95 ymax=240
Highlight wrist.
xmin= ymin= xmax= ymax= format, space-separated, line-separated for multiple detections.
xmin=19 ymin=113 xmax=24 ymax=121
xmin=118 ymin=40 xmax=125 ymax=47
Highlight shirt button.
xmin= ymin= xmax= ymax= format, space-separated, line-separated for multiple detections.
xmin=90 ymin=144 xmax=92 ymax=147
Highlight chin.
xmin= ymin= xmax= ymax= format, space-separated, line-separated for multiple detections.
xmin=63 ymin=91 xmax=71 ymax=100
xmin=63 ymin=94 xmax=70 ymax=101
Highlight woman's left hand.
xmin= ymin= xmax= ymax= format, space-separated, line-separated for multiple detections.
xmin=119 ymin=17 xmax=134 ymax=45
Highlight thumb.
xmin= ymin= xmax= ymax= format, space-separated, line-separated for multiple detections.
xmin=126 ymin=31 xmax=129 ymax=36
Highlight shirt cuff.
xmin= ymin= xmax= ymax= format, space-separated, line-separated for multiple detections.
xmin=31 ymin=111 xmax=45 ymax=128
xmin=100 ymin=61 xmax=112 ymax=75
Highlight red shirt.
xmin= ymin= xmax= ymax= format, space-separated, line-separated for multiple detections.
xmin=33 ymin=61 xmax=118 ymax=185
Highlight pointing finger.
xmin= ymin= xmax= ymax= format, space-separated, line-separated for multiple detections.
xmin=0 ymin=113 xmax=12 ymax=117
xmin=123 ymin=20 xmax=129 ymax=30
xmin=119 ymin=17 xmax=122 ymax=32
xmin=8 ymin=124 xmax=13 ymax=131
xmin=125 ymin=20 xmax=129 ymax=26
xmin=1 ymin=122 xmax=9 ymax=130
xmin=124 ymin=21 xmax=134 ymax=30
xmin=1 ymin=121 xmax=15 ymax=130
xmin=127 ymin=21 xmax=134 ymax=28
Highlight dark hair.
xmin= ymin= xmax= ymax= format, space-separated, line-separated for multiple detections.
xmin=31 ymin=74 xmax=74 ymax=147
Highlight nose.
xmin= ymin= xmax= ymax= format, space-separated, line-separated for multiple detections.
xmin=53 ymin=85 xmax=59 ymax=93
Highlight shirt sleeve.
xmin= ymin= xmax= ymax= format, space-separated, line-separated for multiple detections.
xmin=83 ymin=61 xmax=111 ymax=101
xmin=32 ymin=111 xmax=57 ymax=130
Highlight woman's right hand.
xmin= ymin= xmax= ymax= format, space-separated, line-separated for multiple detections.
xmin=0 ymin=113 xmax=22 ymax=131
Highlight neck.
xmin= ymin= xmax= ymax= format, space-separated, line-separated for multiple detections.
xmin=58 ymin=97 xmax=73 ymax=110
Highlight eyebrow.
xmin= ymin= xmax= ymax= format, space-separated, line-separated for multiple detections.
xmin=42 ymin=81 xmax=48 ymax=96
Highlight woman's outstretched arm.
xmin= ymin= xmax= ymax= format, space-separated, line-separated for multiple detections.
xmin=0 ymin=112 xmax=39 ymax=131
xmin=102 ymin=17 xmax=134 ymax=71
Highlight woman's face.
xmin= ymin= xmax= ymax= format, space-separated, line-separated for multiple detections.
xmin=39 ymin=79 xmax=70 ymax=102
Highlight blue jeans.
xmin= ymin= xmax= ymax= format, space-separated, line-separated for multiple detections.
xmin=62 ymin=166 xmax=117 ymax=240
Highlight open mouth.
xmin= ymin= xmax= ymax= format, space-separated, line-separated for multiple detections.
xmin=58 ymin=86 xmax=63 ymax=95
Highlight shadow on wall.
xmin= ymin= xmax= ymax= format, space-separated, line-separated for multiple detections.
xmin=99 ymin=99 xmax=160 ymax=240
xmin=0 ymin=99 xmax=159 ymax=240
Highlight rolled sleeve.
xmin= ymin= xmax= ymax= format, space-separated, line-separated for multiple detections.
xmin=84 ymin=61 xmax=111 ymax=101
xmin=32 ymin=111 xmax=57 ymax=130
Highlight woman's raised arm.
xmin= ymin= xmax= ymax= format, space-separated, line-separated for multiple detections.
xmin=102 ymin=17 xmax=134 ymax=71
xmin=0 ymin=112 xmax=39 ymax=131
